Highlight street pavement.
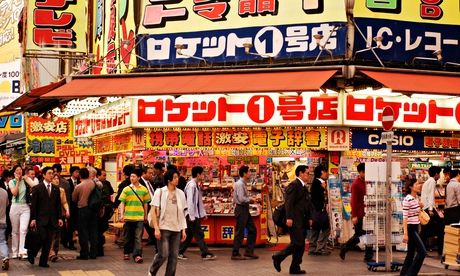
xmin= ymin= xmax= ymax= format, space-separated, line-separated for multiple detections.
xmin=2 ymin=234 xmax=458 ymax=276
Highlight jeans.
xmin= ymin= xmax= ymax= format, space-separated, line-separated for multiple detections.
xmin=149 ymin=230 xmax=181 ymax=276
xmin=10 ymin=204 xmax=30 ymax=256
xmin=420 ymin=209 xmax=444 ymax=255
xmin=232 ymin=205 xmax=257 ymax=256
xmin=0 ymin=228 xmax=9 ymax=259
xmin=123 ymin=221 xmax=144 ymax=258
xmin=78 ymin=207 xmax=98 ymax=258
xmin=343 ymin=218 xmax=374 ymax=260
xmin=179 ymin=217 xmax=210 ymax=257
xmin=400 ymin=224 xmax=426 ymax=276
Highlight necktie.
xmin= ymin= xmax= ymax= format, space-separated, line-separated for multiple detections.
xmin=47 ymin=184 xmax=51 ymax=195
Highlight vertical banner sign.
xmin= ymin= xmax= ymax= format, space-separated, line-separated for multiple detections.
xmin=353 ymin=0 xmax=460 ymax=64
xmin=137 ymin=0 xmax=347 ymax=65
xmin=92 ymin=0 xmax=106 ymax=74
xmin=26 ymin=0 xmax=88 ymax=52
xmin=0 ymin=0 xmax=23 ymax=62
xmin=118 ymin=0 xmax=137 ymax=73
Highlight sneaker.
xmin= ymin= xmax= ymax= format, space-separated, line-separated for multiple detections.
xmin=2 ymin=258 xmax=8 ymax=271
xmin=231 ymin=254 xmax=246 ymax=260
xmin=178 ymin=254 xmax=188 ymax=260
xmin=244 ymin=253 xmax=259 ymax=260
xmin=202 ymin=253 xmax=216 ymax=261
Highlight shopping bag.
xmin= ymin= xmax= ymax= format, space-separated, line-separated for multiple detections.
xmin=24 ymin=227 xmax=40 ymax=251
xmin=419 ymin=210 xmax=430 ymax=225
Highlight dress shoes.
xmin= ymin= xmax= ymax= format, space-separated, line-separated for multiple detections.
xmin=289 ymin=269 xmax=306 ymax=274
xmin=339 ymin=247 xmax=347 ymax=260
xmin=27 ymin=255 xmax=34 ymax=265
xmin=244 ymin=253 xmax=259 ymax=260
xmin=272 ymin=255 xmax=282 ymax=272
xmin=39 ymin=263 xmax=50 ymax=268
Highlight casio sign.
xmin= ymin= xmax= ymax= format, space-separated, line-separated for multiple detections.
xmin=368 ymin=134 xmax=414 ymax=146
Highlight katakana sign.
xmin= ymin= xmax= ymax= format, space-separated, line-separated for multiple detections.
xmin=133 ymin=93 xmax=340 ymax=128
xmin=137 ymin=0 xmax=347 ymax=65
xmin=354 ymin=0 xmax=460 ymax=64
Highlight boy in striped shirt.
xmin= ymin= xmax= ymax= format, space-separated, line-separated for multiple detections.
xmin=119 ymin=168 xmax=151 ymax=263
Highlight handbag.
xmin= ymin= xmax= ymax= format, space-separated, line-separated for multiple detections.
xmin=419 ymin=209 xmax=430 ymax=225
xmin=272 ymin=203 xmax=286 ymax=229
xmin=148 ymin=189 xmax=162 ymax=228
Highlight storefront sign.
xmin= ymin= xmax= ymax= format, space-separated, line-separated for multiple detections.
xmin=94 ymin=130 xmax=134 ymax=154
xmin=26 ymin=0 xmax=87 ymax=53
xmin=137 ymin=0 xmax=346 ymax=65
xmin=26 ymin=116 xmax=94 ymax=162
xmin=351 ymin=129 xmax=460 ymax=151
xmin=134 ymin=93 xmax=340 ymax=128
xmin=344 ymin=94 xmax=460 ymax=131
xmin=74 ymin=99 xmax=132 ymax=137
xmin=146 ymin=128 xmax=327 ymax=150
xmin=327 ymin=127 xmax=349 ymax=151
xmin=354 ymin=0 xmax=460 ymax=64
xmin=132 ymin=129 xmax=146 ymax=151
xmin=201 ymin=225 xmax=210 ymax=240
xmin=0 ymin=114 xmax=22 ymax=133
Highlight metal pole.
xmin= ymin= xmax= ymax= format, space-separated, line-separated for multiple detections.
xmin=385 ymin=136 xmax=393 ymax=271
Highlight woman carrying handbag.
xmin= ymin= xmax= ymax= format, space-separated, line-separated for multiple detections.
xmin=400 ymin=179 xmax=427 ymax=276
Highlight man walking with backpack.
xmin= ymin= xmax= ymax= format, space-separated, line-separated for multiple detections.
xmin=178 ymin=166 xmax=216 ymax=261
xmin=119 ymin=168 xmax=150 ymax=263
xmin=72 ymin=168 xmax=98 ymax=260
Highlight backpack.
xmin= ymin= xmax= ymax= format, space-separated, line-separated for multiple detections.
xmin=272 ymin=203 xmax=287 ymax=229
xmin=88 ymin=187 xmax=103 ymax=211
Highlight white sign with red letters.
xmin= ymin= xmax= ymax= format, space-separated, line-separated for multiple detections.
xmin=132 ymin=93 xmax=342 ymax=128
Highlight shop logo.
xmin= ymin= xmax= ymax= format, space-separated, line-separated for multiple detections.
xmin=368 ymin=134 xmax=414 ymax=146
xmin=331 ymin=129 xmax=346 ymax=144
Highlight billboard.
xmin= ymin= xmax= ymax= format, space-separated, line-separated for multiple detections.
xmin=92 ymin=0 xmax=137 ymax=74
xmin=354 ymin=0 xmax=460 ymax=64
xmin=0 ymin=0 xmax=23 ymax=63
xmin=26 ymin=0 xmax=88 ymax=53
xmin=137 ymin=0 xmax=347 ymax=65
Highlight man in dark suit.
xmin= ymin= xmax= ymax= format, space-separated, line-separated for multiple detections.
xmin=139 ymin=166 xmax=156 ymax=247
xmin=62 ymin=166 xmax=80 ymax=250
xmin=272 ymin=165 xmax=312 ymax=274
xmin=28 ymin=167 xmax=63 ymax=268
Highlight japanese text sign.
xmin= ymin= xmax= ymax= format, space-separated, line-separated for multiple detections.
xmin=0 ymin=60 xmax=21 ymax=108
xmin=133 ymin=93 xmax=341 ymax=128
xmin=0 ymin=0 xmax=23 ymax=63
xmin=26 ymin=0 xmax=87 ymax=53
xmin=344 ymin=94 xmax=460 ymax=131
xmin=93 ymin=131 xmax=133 ymax=154
xmin=354 ymin=0 xmax=460 ymax=64
xmin=74 ymin=98 xmax=132 ymax=137
xmin=137 ymin=0 xmax=347 ymax=64
xmin=92 ymin=0 xmax=137 ymax=74
xmin=146 ymin=128 xmax=327 ymax=150
xmin=27 ymin=117 xmax=70 ymax=137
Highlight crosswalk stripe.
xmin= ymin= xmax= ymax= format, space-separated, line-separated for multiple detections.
xmin=59 ymin=270 xmax=114 ymax=276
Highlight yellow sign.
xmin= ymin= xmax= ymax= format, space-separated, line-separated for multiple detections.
xmin=139 ymin=0 xmax=346 ymax=34
xmin=201 ymin=224 xmax=210 ymax=240
xmin=26 ymin=0 xmax=87 ymax=53
xmin=0 ymin=0 xmax=23 ymax=63
xmin=354 ymin=0 xmax=460 ymax=24
xmin=221 ymin=226 xmax=234 ymax=240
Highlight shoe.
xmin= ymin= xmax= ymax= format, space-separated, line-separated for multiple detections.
xmin=231 ymin=254 xmax=246 ymax=260
xmin=76 ymin=256 xmax=88 ymax=260
xmin=11 ymin=254 xmax=17 ymax=259
xmin=50 ymin=255 xmax=58 ymax=262
xmin=243 ymin=253 xmax=259 ymax=260
xmin=27 ymin=254 xmax=34 ymax=265
xmin=289 ymin=270 xmax=306 ymax=274
xmin=272 ymin=255 xmax=281 ymax=272
xmin=89 ymin=256 xmax=97 ymax=260
xmin=178 ymin=254 xmax=188 ymax=260
xmin=39 ymin=263 xmax=50 ymax=268
xmin=202 ymin=253 xmax=216 ymax=261
xmin=123 ymin=254 xmax=130 ymax=260
xmin=339 ymin=247 xmax=346 ymax=260
xmin=2 ymin=258 xmax=8 ymax=271
xmin=134 ymin=256 xmax=143 ymax=263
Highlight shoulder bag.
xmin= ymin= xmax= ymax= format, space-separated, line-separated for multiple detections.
xmin=148 ymin=189 xmax=162 ymax=228
xmin=419 ymin=209 xmax=430 ymax=225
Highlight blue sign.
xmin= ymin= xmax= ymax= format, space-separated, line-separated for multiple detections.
xmin=136 ymin=22 xmax=347 ymax=66
xmin=354 ymin=18 xmax=460 ymax=64
xmin=352 ymin=130 xmax=425 ymax=151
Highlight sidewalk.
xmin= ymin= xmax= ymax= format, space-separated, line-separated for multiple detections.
xmin=2 ymin=234 xmax=458 ymax=276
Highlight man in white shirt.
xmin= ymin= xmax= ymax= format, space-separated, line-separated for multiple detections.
xmin=140 ymin=166 xmax=156 ymax=247
xmin=178 ymin=166 xmax=216 ymax=261
xmin=420 ymin=166 xmax=443 ymax=255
